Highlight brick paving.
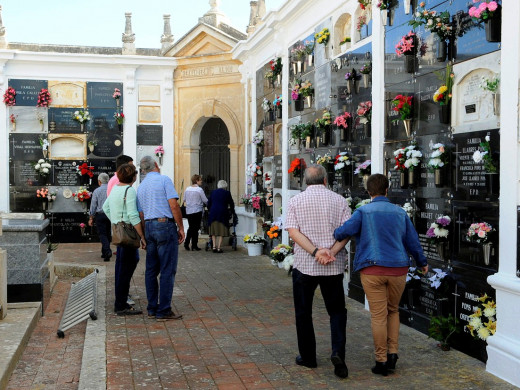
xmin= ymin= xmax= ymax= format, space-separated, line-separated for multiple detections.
xmin=5 ymin=243 xmax=517 ymax=389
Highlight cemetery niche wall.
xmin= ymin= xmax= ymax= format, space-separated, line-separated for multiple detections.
xmin=7 ymin=79 xmax=124 ymax=243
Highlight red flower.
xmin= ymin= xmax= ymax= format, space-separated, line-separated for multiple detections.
xmin=77 ymin=163 xmax=94 ymax=178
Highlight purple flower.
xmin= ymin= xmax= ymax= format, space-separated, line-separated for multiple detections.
xmin=426 ymin=227 xmax=436 ymax=238
xmin=436 ymin=216 xmax=451 ymax=227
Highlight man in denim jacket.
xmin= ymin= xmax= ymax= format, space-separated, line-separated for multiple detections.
xmin=334 ymin=174 xmax=427 ymax=377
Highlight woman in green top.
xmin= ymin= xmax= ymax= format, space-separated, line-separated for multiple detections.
xmin=103 ymin=163 xmax=146 ymax=315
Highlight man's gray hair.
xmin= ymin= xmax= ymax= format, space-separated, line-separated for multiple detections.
xmin=140 ymin=155 xmax=156 ymax=174
xmin=217 ymin=180 xmax=228 ymax=189
xmin=304 ymin=164 xmax=327 ymax=185
xmin=98 ymin=173 xmax=109 ymax=184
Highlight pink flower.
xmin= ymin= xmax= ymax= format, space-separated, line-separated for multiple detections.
xmin=474 ymin=9 xmax=482 ymax=18
xmin=479 ymin=2 xmax=488 ymax=11
xmin=487 ymin=1 xmax=498 ymax=12
xmin=473 ymin=0 xmax=479 ymax=2
xmin=478 ymin=230 xmax=486 ymax=238
xmin=469 ymin=7 xmax=476 ymax=16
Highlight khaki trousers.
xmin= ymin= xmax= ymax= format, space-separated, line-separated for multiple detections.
xmin=360 ymin=273 xmax=407 ymax=362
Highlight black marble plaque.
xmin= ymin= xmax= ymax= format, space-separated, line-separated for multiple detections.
xmin=273 ymin=155 xmax=282 ymax=188
xmin=9 ymin=186 xmax=43 ymax=212
xmin=48 ymin=212 xmax=92 ymax=243
xmin=51 ymin=161 xmax=83 ymax=187
xmin=136 ymin=125 xmax=163 ymax=146
xmin=88 ymin=108 xmax=119 ymax=133
xmin=9 ymin=161 xmax=42 ymax=187
xmin=86 ymin=82 xmax=123 ymax=108
xmin=88 ymin=129 xmax=123 ymax=159
xmin=314 ymin=63 xmax=331 ymax=110
xmin=8 ymin=79 xmax=47 ymax=106
xmin=48 ymin=108 xmax=85 ymax=133
xmin=10 ymin=133 xmax=45 ymax=161
xmin=89 ymin=159 xmax=117 ymax=190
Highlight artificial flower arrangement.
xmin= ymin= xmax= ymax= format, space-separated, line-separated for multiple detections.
xmin=77 ymin=162 xmax=94 ymax=178
xmin=357 ymin=13 xmax=368 ymax=32
xmin=155 ymin=145 xmax=164 ymax=157
xmin=264 ymin=69 xmax=275 ymax=81
xmin=339 ymin=37 xmax=351 ymax=46
xmin=3 ymin=86 xmax=16 ymax=106
xmin=36 ymin=187 xmax=57 ymax=202
xmin=251 ymin=194 xmax=262 ymax=210
xmin=316 ymin=153 xmax=333 ymax=167
xmin=269 ymin=57 xmax=283 ymax=78
xmin=395 ymin=31 xmax=418 ymax=57
xmin=359 ymin=63 xmax=372 ymax=74
xmin=465 ymin=293 xmax=496 ymax=341
xmin=265 ymin=190 xmax=273 ymax=206
xmin=334 ymin=152 xmax=352 ymax=172
xmin=267 ymin=225 xmax=281 ymax=240
xmin=114 ymin=112 xmax=125 ymax=125
xmin=315 ymin=28 xmax=330 ymax=45
xmin=401 ymin=202 xmax=414 ymax=218
xmin=241 ymin=193 xmax=252 ymax=205
xmin=472 ymin=134 xmax=497 ymax=173
xmin=391 ymin=94 xmax=413 ymax=121
xmin=469 ymin=1 xmax=500 ymax=22
xmin=480 ymin=75 xmax=499 ymax=93
xmin=10 ymin=114 xmax=17 ymax=125
xmin=290 ymin=124 xmax=303 ymax=144
xmin=34 ymin=158 xmax=52 ymax=177
xmin=288 ymin=157 xmax=304 ymax=177
xmin=406 ymin=266 xmax=423 ymax=283
xmin=428 ymin=143 xmax=447 ymax=170
xmin=376 ymin=0 xmax=390 ymax=9
xmin=299 ymin=80 xmax=314 ymax=98
xmin=428 ymin=268 xmax=448 ymax=290
xmin=246 ymin=162 xmax=263 ymax=178
xmin=315 ymin=110 xmax=332 ymax=131
xmin=270 ymin=244 xmax=292 ymax=262
xmin=253 ymin=130 xmax=264 ymax=145
xmin=273 ymin=95 xmax=282 ymax=107
xmin=345 ymin=69 xmax=358 ymax=81
xmin=74 ymin=187 xmax=91 ymax=202
xmin=291 ymin=44 xmax=307 ymax=61
xmin=262 ymin=97 xmax=272 ymax=112
xmin=394 ymin=144 xmax=422 ymax=171
xmin=39 ymin=137 xmax=49 ymax=151
xmin=263 ymin=171 xmax=272 ymax=186
xmin=334 ymin=111 xmax=352 ymax=129
xmin=357 ymin=101 xmax=372 ymax=124
xmin=426 ymin=215 xmax=451 ymax=243
xmin=358 ymin=0 xmax=371 ymax=10
xmin=113 ymin=88 xmax=121 ymax=101
xmin=409 ymin=2 xmax=452 ymax=41
xmin=72 ymin=110 xmax=91 ymax=124
xmin=354 ymin=160 xmax=371 ymax=175
xmin=36 ymin=110 xmax=45 ymax=127
xmin=243 ymin=233 xmax=265 ymax=244
xmin=304 ymin=41 xmax=315 ymax=55
xmin=466 ymin=222 xmax=494 ymax=244
xmin=36 ymin=88 xmax=52 ymax=107
xmin=433 ymin=63 xmax=454 ymax=106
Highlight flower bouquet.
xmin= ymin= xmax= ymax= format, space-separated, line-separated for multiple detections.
xmin=263 ymin=171 xmax=272 ymax=187
xmin=10 ymin=113 xmax=17 ymax=131
xmin=480 ymin=75 xmax=500 ymax=115
xmin=344 ymin=69 xmax=358 ymax=94
xmin=315 ymin=28 xmax=330 ymax=46
xmin=316 ymin=153 xmax=333 ymax=170
xmin=288 ymin=158 xmax=304 ymax=178
xmin=465 ymin=293 xmax=496 ymax=341
xmin=394 ymin=145 xmax=422 ymax=187
xmin=315 ymin=110 xmax=332 ymax=146
xmin=358 ymin=0 xmax=371 ymax=9
xmin=334 ymin=111 xmax=353 ymax=142
xmin=472 ymin=135 xmax=497 ymax=173
xmin=241 ymin=193 xmax=252 ymax=207
xmin=34 ymin=158 xmax=52 ymax=177
xmin=262 ymin=97 xmax=272 ymax=112
xmin=113 ymin=88 xmax=122 ymax=106
xmin=357 ymin=101 xmax=372 ymax=124
xmin=37 ymin=88 xmax=52 ymax=107
xmin=246 ymin=162 xmax=262 ymax=179
xmin=299 ymin=80 xmax=314 ymax=107
xmin=466 ymin=222 xmax=494 ymax=244
xmin=243 ymin=233 xmax=265 ymax=244
xmin=253 ymin=130 xmax=264 ymax=146
xmin=395 ymin=31 xmax=418 ymax=57
xmin=357 ymin=13 xmax=368 ymax=32
xmin=355 ymin=198 xmax=371 ymax=209
xmin=251 ymin=195 xmax=262 ymax=211
xmin=77 ymin=162 xmax=94 ymax=178
xmin=291 ymin=44 xmax=306 ymax=74
xmin=273 ymin=95 xmax=282 ymax=118
xmin=72 ymin=110 xmax=91 ymax=128
xmin=469 ymin=0 xmax=501 ymax=41
xmin=270 ymin=244 xmax=292 ymax=264
xmin=114 ymin=112 xmax=125 ymax=125
xmin=334 ymin=152 xmax=352 ymax=174
xmin=428 ymin=143 xmax=447 ymax=185
xmin=354 ymin=159 xmax=371 ymax=176
xmin=3 ymin=86 xmax=16 ymax=106
xmin=36 ymin=187 xmax=49 ymax=199
xmin=79 ymin=222 xmax=86 ymax=235
xmin=155 ymin=145 xmax=164 ymax=164
xmin=339 ymin=37 xmax=351 ymax=47
xmin=391 ymin=94 xmax=413 ymax=136
xmin=74 ymin=187 xmax=91 ymax=202
xmin=360 ymin=63 xmax=372 ymax=88
xmin=426 ymin=215 xmax=451 ymax=243
xmin=267 ymin=225 xmax=281 ymax=240
xmin=269 ymin=57 xmax=282 ymax=84
xmin=376 ymin=0 xmax=390 ymax=9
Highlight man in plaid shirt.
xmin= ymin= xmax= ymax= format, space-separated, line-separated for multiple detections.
xmin=285 ymin=164 xmax=351 ymax=379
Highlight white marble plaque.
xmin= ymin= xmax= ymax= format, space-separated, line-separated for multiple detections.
xmin=138 ymin=85 xmax=161 ymax=102
xmin=48 ymin=81 xmax=86 ymax=108
xmin=49 ymin=134 xmax=87 ymax=160
xmin=8 ymin=107 xmax=48 ymax=133
xmin=138 ymin=106 xmax=161 ymax=123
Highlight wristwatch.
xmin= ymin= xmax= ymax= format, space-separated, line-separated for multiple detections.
xmin=312 ymin=247 xmax=318 ymax=257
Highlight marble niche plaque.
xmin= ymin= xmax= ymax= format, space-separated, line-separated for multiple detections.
xmin=263 ymin=125 xmax=274 ymax=157
xmin=8 ymin=79 xmax=47 ymax=106
xmin=10 ymin=133 xmax=45 ymax=161
xmin=88 ymin=108 xmax=118 ymax=133
xmin=314 ymin=61 xmax=332 ymax=110
xmin=48 ymin=134 xmax=87 ymax=160
xmin=48 ymin=213 xmax=90 ymax=244
xmin=51 ymin=161 xmax=82 ymax=187
xmin=9 ymin=161 xmax=40 ymax=187
xmin=138 ymin=106 xmax=161 ymax=123
xmin=8 ymin=107 xmax=49 ymax=133
xmin=86 ymin=82 xmax=123 ymax=108
xmin=48 ymin=108 xmax=85 ymax=133
xmin=138 ymin=85 xmax=160 ymax=102
xmin=48 ymin=81 xmax=86 ymax=108
xmin=87 ymin=130 xmax=123 ymax=159
xmin=136 ymin=125 xmax=163 ymax=146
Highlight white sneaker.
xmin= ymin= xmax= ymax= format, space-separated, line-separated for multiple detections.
xmin=127 ymin=296 xmax=135 ymax=305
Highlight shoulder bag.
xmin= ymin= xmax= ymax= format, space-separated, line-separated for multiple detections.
xmin=111 ymin=186 xmax=141 ymax=248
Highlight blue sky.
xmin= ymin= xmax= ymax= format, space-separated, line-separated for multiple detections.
xmin=1 ymin=0 xmax=285 ymax=48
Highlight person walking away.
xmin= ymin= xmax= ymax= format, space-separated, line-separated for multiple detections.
xmin=333 ymin=173 xmax=428 ymax=376
xmin=107 ymin=154 xmax=133 ymax=196
xmin=88 ymin=173 xmax=112 ymax=261
xmin=103 ymin=164 xmax=146 ymax=315
xmin=207 ymin=180 xmax=234 ymax=253
xmin=137 ymin=156 xmax=185 ymax=321
xmin=284 ymin=164 xmax=351 ymax=379
xmin=184 ymin=174 xmax=208 ymax=251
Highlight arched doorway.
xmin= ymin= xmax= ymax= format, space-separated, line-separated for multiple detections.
xmin=199 ymin=118 xmax=230 ymax=196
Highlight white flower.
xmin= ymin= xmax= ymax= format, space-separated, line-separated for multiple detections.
xmin=472 ymin=150 xmax=487 ymax=163
xmin=469 ymin=316 xmax=482 ymax=329
xmin=411 ymin=150 xmax=422 ymax=158
xmin=44 ymin=163 xmax=52 ymax=168
xmin=38 ymin=159 xmax=45 ymax=164
xmin=42 ymin=167 xmax=49 ymax=174
xmin=35 ymin=164 xmax=41 ymax=170
xmin=415 ymin=12 xmax=421 ymax=17
xmin=394 ymin=148 xmax=405 ymax=156
xmin=427 ymin=19 xmax=433 ymax=25
xmin=434 ymin=227 xmax=448 ymax=238
xmin=335 ymin=162 xmax=345 ymax=170
xmin=485 ymin=135 xmax=490 ymax=142
xmin=432 ymin=143 xmax=444 ymax=149
xmin=483 ymin=307 xmax=496 ymax=318
xmin=431 ymin=150 xmax=441 ymax=158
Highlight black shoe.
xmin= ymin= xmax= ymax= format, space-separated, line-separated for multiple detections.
xmin=295 ymin=355 xmax=317 ymax=368
xmin=184 ymin=245 xmax=190 ymax=251
xmin=192 ymin=247 xmax=202 ymax=251
xmin=156 ymin=311 xmax=183 ymax=321
xmin=371 ymin=361 xmax=388 ymax=376
xmin=331 ymin=354 xmax=348 ymax=379
xmin=103 ymin=255 xmax=111 ymax=262
xmin=387 ymin=353 xmax=398 ymax=370
xmin=115 ymin=307 xmax=142 ymax=316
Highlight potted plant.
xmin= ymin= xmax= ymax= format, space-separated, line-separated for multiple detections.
xmin=155 ymin=145 xmax=164 ymax=165
xmin=465 ymin=293 xmax=496 ymax=341
xmin=426 ymin=215 xmax=451 ymax=263
xmin=480 ymin=75 xmax=500 ymax=116
xmin=3 ymin=86 xmax=16 ymax=106
xmin=356 ymin=101 xmax=372 ymax=137
xmin=472 ymin=134 xmax=498 ymax=194
xmin=113 ymin=88 xmax=122 ymax=107
xmin=466 ymin=222 xmax=495 ymax=265
xmin=429 ymin=314 xmax=459 ymax=351
xmin=290 ymin=44 xmax=307 ymax=74
xmin=393 ymin=144 xmax=422 ymax=187
xmin=469 ymin=1 xmax=501 ymax=42
xmin=244 ymin=234 xmax=265 ymax=256
xmin=72 ymin=109 xmax=91 ymax=131
xmin=354 ymin=159 xmax=371 ymax=189
xmin=315 ymin=28 xmax=331 ymax=58
xmin=395 ymin=31 xmax=418 ymax=73
xmin=270 ymin=244 xmax=292 ymax=268
xmin=427 ymin=143 xmax=447 ymax=186
xmin=359 ymin=63 xmax=372 ymax=88
xmin=315 ymin=110 xmax=332 ymax=147
xmin=36 ymin=88 xmax=52 ymax=107
xmin=391 ymin=94 xmax=413 ymax=137
xmin=334 ymin=111 xmax=353 ymax=142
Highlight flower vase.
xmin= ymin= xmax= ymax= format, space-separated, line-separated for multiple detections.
xmin=403 ymin=54 xmax=416 ymax=74
xmin=434 ymin=168 xmax=442 ymax=187
xmin=116 ymin=98 xmax=120 ymax=108
xmin=381 ymin=9 xmax=388 ymax=26
xmin=246 ymin=243 xmax=263 ymax=256
xmin=485 ymin=10 xmax=501 ymax=42
xmin=342 ymin=170 xmax=352 ymax=187
xmin=492 ymin=93 xmax=500 ymax=116
xmin=276 ymin=74 xmax=281 ymax=86
xmin=305 ymin=136 xmax=311 ymax=149
xmin=322 ymin=126 xmax=330 ymax=146
xmin=158 ymin=155 xmax=163 ymax=165
xmin=403 ymin=119 xmax=412 ymax=137
xmin=482 ymin=243 xmax=492 ymax=266
xmin=306 ymin=95 xmax=312 ymax=108
xmin=363 ymin=123 xmax=371 ymax=138
xmin=80 ymin=123 xmax=84 ymax=132
xmin=485 ymin=173 xmax=498 ymax=196
xmin=297 ymin=61 xmax=303 ymax=74
xmin=268 ymin=109 xmax=275 ymax=122
xmin=340 ymin=128 xmax=349 ymax=142
xmin=292 ymin=63 xmax=297 ymax=75
xmin=315 ymin=135 xmax=321 ymax=148
xmin=355 ymin=80 xmax=360 ymax=94
xmin=399 ymin=172 xmax=407 ymax=188
xmin=307 ymin=54 xmax=313 ymax=67
xmin=88 ymin=144 xmax=95 ymax=153
xmin=404 ymin=0 xmax=411 ymax=14
xmin=346 ymin=79 xmax=354 ymax=94
xmin=11 ymin=122 xmax=16 ymax=132
xmin=276 ymin=105 xmax=282 ymax=119
xmin=362 ymin=174 xmax=369 ymax=190
xmin=294 ymin=97 xmax=304 ymax=111
xmin=42 ymin=201 xmax=47 ymax=211
xmin=363 ymin=74 xmax=370 ymax=89
xmin=40 ymin=121 xmax=45 ymax=132
xmin=257 ymin=144 xmax=264 ymax=156
xmin=42 ymin=150 xmax=48 ymax=158
xmin=437 ymin=40 xmax=448 ymax=62
xmin=80 ymin=227 xmax=85 ymax=236
xmin=439 ymin=104 xmax=451 ymax=124
xmin=436 ymin=241 xmax=449 ymax=262
xmin=408 ymin=169 xmax=416 ymax=188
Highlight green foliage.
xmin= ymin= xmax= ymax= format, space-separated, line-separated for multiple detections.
xmin=428 ymin=313 xmax=460 ymax=349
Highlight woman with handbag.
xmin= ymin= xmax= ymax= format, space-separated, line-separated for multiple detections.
xmin=183 ymin=174 xmax=208 ymax=251
xmin=207 ymin=180 xmax=234 ymax=253
xmin=103 ymin=163 xmax=146 ymax=315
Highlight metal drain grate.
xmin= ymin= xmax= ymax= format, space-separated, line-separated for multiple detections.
xmin=57 ymin=269 xmax=98 ymax=338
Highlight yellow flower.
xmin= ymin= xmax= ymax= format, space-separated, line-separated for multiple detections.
xmin=485 ymin=320 xmax=496 ymax=335
xmin=477 ymin=327 xmax=490 ymax=340
xmin=478 ymin=293 xmax=489 ymax=302
xmin=439 ymin=85 xmax=448 ymax=94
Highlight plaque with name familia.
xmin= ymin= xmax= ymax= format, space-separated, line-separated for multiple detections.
xmin=8 ymin=79 xmax=48 ymax=106
xmin=136 ymin=125 xmax=163 ymax=146
xmin=86 ymin=82 xmax=123 ymax=109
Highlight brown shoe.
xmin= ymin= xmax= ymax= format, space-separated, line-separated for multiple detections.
xmin=156 ymin=311 xmax=183 ymax=321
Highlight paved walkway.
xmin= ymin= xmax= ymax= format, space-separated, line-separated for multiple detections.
xmin=5 ymin=243 xmax=517 ymax=389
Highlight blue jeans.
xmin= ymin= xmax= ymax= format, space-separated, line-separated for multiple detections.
xmin=292 ymin=268 xmax=347 ymax=362
xmin=144 ymin=220 xmax=179 ymax=316
xmin=114 ymin=245 xmax=139 ymax=311
xmin=94 ymin=212 xmax=112 ymax=258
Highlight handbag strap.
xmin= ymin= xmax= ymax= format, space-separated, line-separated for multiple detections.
xmin=120 ymin=186 xmax=131 ymax=221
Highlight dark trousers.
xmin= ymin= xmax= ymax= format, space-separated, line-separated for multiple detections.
xmin=292 ymin=268 xmax=347 ymax=362
xmin=94 ymin=212 xmax=112 ymax=258
xmin=114 ymin=245 xmax=139 ymax=311
xmin=185 ymin=211 xmax=203 ymax=249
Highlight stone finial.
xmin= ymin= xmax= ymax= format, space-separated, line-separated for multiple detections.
xmin=256 ymin=0 xmax=266 ymax=22
xmin=246 ymin=1 xmax=258 ymax=36
xmin=0 ymin=6 xmax=7 ymax=49
xmin=122 ymin=12 xmax=136 ymax=55
xmin=209 ymin=0 xmax=220 ymax=11
xmin=200 ymin=0 xmax=229 ymax=28
xmin=161 ymin=14 xmax=174 ymax=54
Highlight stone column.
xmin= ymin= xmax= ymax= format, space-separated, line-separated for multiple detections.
xmin=370 ymin=0 xmax=384 ymax=174
xmin=229 ymin=144 xmax=241 ymax=203
xmin=0 ymin=218 xmax=6 ymax=320
xmin=280 ymin=48 xmax=290 ymax=245
xmin=122 ymin=12 xmax=136 ymax=55
xmin=160 ymin=14 xmax=174 ymax=55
